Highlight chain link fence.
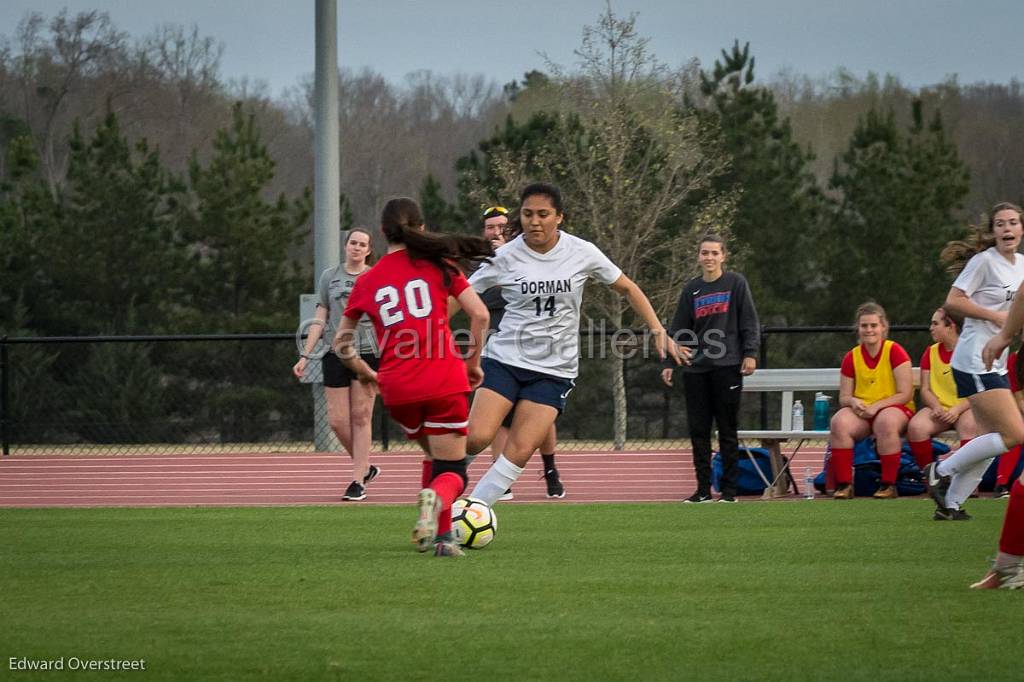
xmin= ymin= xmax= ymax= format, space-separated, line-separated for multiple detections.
xmin=1 ymin=326 xmax=930 ymax=456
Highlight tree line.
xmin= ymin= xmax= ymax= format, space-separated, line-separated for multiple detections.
xmin=3 ymin=9 xmax=1018 ymax=336
xmin=0 ymin=8 xmax=1020 ymax=446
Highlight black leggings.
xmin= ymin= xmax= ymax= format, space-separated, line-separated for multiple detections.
xmin=683 ymin=365 xmax=743 ymax=496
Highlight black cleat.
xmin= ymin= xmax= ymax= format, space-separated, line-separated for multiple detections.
xmin=342 ymin=481 xmax=366 ymax=501
xmin=924 ymin=462 xmax=951 ymax=511
xmin=363 ymin=465 xmax=380 ymax=485
xmin=683 ymin=492 xmax=714 ymax=504
xmin=543 ymin=468 xmax=566 ymax=498
xmin=933 ymin=507 xmax=972 ymax=521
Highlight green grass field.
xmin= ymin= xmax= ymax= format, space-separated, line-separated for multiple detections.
xmin=3 ymin=501 xmax=1022 ymax=681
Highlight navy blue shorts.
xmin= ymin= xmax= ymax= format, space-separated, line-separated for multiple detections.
xmin=481 ymin=357 xmax=575 ymax=414
xmin=953 ymin=367 xmax=1010 ymax=399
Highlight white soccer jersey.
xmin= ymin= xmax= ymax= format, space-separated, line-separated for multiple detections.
xmin=469 ymin=232 xmax=622 ymax=378
xmin=950 ymin=247 xmax=1024 ymax=375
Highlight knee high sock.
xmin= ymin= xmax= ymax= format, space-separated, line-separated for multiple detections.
xmin=997 ymin=445 xmax=1023 ymax=486
xmin=422 ymin=458 xmax=457 ymax=537
xmin=879 ymin=452 xmax=901 ymax=486
xmin=831 ymin=448 xmax=854 ymax=485
xmin=909 ymin=440 xmax=934 ymax=469
xmin=999 ymin=480 xmax=1024 ymax=556
xmin=430 ymin=472 xmax=464 ymax=537
xmin=421 ymin=459 xmax=432 ymax=488
xmin=937 ymin=432 xmax=1008 ymax=477
xmin=946 ymin=457 xmax=994 ymax=510
xmin=541 ymin=453 xmax=556 ymax=472
xmin=469 ymin=455 xmax=524 ymax=507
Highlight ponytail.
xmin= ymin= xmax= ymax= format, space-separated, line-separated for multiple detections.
xmin=941 ymin=202 xmax=1023 ymax=277
xmin=380 ymin=197 xmax=493 ymax=283
xmin=941 ymin=229 xmax=995 ymax=277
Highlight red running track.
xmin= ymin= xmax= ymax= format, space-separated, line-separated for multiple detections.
xmin=0 ymin=449 xmax=829 ymax=508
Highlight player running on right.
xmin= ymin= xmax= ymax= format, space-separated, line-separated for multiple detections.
xmin=930 ymin=202 xmax=1024 ymax=588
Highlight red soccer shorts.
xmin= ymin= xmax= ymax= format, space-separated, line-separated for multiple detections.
xmin=387 ymin=393 xmax=469 ymax=439
xmin=867 ymin=404 xmax=914 ymax=425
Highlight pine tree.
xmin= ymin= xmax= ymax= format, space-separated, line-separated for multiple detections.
xmin=180 ymin=102 xmax=310 ymax=332
xmin=0 ymin=131 xmax=59 ymax=333
xmin=455 ymin=110 xmax=567 ymax=222
xmin=48 ymin=110 xmax=184 ymax=334
xmin=825 ymin=100 xmax=970 ymax=325
xmin=697 ymin=41 xmax=823 ymax=322
xmin=418 ymin=173 xmax=463 ymax=233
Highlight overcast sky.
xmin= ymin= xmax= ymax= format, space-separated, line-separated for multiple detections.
xmin=1 ymin=0 xmax=1020 ymax=97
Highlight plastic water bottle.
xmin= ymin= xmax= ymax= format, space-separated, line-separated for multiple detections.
xmin=792 ymin=399 xmax=804 ymax=431
xmin=804 ymin=467 xmax=815 ymax=499
xmin=813 ymin=392 xmax=830 ymax=430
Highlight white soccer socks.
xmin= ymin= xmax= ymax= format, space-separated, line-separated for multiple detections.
xmin=937 ymin=432 xmax=1008 ymax=477
xmin=468 ymin=455 xmax=524 ymax=506
xmin=945 ymin=457 xmax=992 ymax=510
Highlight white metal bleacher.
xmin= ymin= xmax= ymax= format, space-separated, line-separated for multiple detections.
xmin=736 ymin=367 xmax=951 ymax=497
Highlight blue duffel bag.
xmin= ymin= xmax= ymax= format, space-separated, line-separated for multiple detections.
xmin=712 ymin=447 xmax=773 ymax=495
xmin=814 ymin=438 xmax=949 ymax=495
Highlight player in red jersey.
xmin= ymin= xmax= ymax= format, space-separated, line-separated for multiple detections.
xmin=334 ymin=197 xmax=492 ymax=557
xmin=994 ymin=349 xmax=1024 ymax=498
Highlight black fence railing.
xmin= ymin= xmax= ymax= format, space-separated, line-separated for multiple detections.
xmin=0 ymin=325 xmax=931 ymax=456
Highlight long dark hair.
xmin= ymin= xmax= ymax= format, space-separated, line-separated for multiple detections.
xmin=935 ymin=305 xmax=963 ymax=334
xmin=941 ymin=201 xmax=1023 ymax=276
xmin=380 ymin=197 xmax=493 ymax=283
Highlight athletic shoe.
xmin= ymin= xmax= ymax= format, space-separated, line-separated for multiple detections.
xmin=433 ymin=540 xmax=465 ymax=557
xmin=873 ymin=485 xmax=898 ymax=499
xmin=933 ymin=507 xmax=972 ymax=521
xmin=970 ymin=561 xmax=1024 ymax=589
xmin=994 ymin=484 xmax=1011 ymax=499
xmin=498 ymin=488 xmax=514 ymax=501
xmin=924 ymin=462 xmax=950 ymax=510
xmin=412 ymin=488 xmax=441 ymax=553
xmin=363 ymin=465 xmax=380 ymax=485
xmin=543 ymin=468 xmax=566 ymax=498
xmin=683 ymin=492 xmax=714 ymax=504
xmin=342 ymin=481 xmax=366 ymax=501
xmin=832 ymin=484 xmax=854 ymax=500
xmin=718 ymin=494 xmax=738 ymax=503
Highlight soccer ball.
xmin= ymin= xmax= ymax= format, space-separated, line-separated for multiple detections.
xmin=451 ymin=497 xmax=497 ymax=549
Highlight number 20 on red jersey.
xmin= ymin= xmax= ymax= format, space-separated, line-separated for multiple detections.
xmin=374 ymin=278 xmax=433 ymax=327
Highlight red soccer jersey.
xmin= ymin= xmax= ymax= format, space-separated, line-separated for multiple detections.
xmin=918 ymin=344 xmax=953 ymax=371
xmin=344 ymin=250 xmax=470 ymax=405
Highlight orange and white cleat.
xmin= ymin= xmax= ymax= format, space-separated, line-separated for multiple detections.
xmin=970 ymin=561 xmax=1024 ymax=589
xmin=412 ymin=488 xmax=441 ymax=553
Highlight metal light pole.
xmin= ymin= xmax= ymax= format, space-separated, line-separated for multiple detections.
xmin=309 ymin=0 xmax=341 ymax=452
